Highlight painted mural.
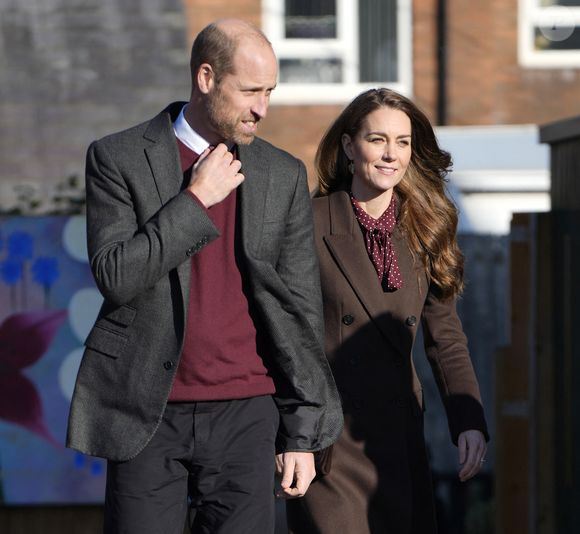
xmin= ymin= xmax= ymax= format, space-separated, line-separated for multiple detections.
xmin=0 ymin=216 xmax=105 ymax=504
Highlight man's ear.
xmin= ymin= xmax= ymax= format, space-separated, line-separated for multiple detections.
xmin=341 ymin=133 xmax=353 ymax=160
xmin=197 ymin=63 xmax=215 ymax=95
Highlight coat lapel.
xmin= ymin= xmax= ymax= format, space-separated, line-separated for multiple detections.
xmin=142 ymin=103 xmax=191 ymax=311
xmin=323 ymin=192 xmax=414 ymax=356
xmin=237 ymin=141 xmax=270 ymax=257
xmin=143 ymin=106 xmax=184 ymax=206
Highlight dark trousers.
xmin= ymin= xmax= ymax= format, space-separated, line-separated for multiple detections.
xmin=104 ymin=395 xmax=279 ymax=534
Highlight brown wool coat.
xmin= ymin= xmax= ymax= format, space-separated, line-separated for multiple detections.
xmin=287 ymin=191 xmax=488 ymax=534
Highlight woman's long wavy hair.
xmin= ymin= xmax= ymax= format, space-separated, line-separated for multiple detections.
xmin=316 ymin=88 xmax=464 ymax=298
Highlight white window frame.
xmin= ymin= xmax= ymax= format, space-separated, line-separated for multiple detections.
xmin=262 ymin=0 xmax=413 ymax=104
xmin=519 ymin=0 xmax=580 ymax=68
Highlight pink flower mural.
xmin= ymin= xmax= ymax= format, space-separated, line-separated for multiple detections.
xmin=0 ymin=310 xmax=67 ymax=445
xmin=0 ymin=217 xmax=105 ymax=504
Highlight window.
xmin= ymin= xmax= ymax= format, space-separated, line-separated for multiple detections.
xmin=262 ymin=0 xmax=412 ymax=104
xmin=519 ymin=0 xmax=580 ymax=67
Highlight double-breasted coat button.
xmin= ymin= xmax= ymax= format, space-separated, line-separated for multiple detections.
xmin=342 ymin=314 xmax=354 ymax=326
xmin=163 ymin=361 xmax=174 ymax=370
xmin=405 ymin=315 xmax=417 ymax=327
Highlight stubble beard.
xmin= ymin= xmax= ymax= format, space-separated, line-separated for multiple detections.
xmin=206 ymin=88 xmax=256 ymax=146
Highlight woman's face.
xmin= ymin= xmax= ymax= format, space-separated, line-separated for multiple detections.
xmin=342 ymin=106 xmax=412 ymax=201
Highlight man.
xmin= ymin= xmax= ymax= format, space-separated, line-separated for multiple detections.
xmin=66 ymin=19 xmax=342 ymax=534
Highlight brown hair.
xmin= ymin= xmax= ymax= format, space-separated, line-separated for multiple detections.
xmin=316 ymin=88 xmax=464 ymax=298
xmin=190 ymin=21 xmax=272 ymax=85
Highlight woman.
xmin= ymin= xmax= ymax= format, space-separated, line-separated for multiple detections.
xmin=286 ymin=88 xmax=489 ymax=533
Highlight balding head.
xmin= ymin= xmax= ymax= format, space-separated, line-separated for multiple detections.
xmin=190 ymin=19 xmax=272 ymax=85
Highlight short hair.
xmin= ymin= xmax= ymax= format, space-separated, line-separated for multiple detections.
xmin=189 ymin=21 xmax=272 ymax=85
xmin=190 ymin=23 xmax=236 ymax=85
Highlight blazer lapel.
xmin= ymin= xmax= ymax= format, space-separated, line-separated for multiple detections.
xmin=237 ymin=142 xmax=270 ymax=257
xmin=323 ymin=192 xmax=412 ymax=357
xmin=143 ymin=108 xmax=184 ymax=206
xmin=142 ymin=104 xmax=191 ymax=310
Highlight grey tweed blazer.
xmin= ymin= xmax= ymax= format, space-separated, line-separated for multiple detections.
xmin=66 ymin=102 xmax=343 ymax=461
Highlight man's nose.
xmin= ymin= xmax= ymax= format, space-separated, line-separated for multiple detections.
xmin=252 ymin=94 xmax=269 ymax=119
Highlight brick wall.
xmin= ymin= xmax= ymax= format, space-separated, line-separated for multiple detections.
xmin=0 ymin=0 xmax=191 ymax=211
xmin=258 ymin=104 xmax=344 ymax=190
xmin=444 ymin=0 xmax=580 ymax=125
xmin=182 ymin=0 xmax=261 ymax=39
xmin=413 ymin=0 xmax=439 ymax=124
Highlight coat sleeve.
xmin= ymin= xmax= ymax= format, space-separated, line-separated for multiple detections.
xmin=421 ymin=287 xmax=489 ymax=444
xmin=274 ymin=160 xmax=324 ymax=344
xmin=85 ymin=139 xmax=220 ymax=305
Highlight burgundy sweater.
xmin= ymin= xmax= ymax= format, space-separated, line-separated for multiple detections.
xmin=168 ymin=139 xmax=275 ymax=401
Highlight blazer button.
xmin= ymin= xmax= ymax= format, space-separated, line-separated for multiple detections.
xmin=342 ymin=314 xmax=354 ymax=326
xmin=405 ymin=315 xmax=417 ymax=327
xmin=163 ymin=361 xmax=174 ymax=370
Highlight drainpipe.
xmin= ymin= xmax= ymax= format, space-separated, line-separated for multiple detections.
xmin=436 ymin=0 xmax=447 ymax=126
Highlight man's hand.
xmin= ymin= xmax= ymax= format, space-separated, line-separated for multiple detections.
xmin=275 ymin=451 xmax=316 ymax=499
xmin=458 ymin=429 xmax=487 ymax=482
xmin=188 ymin=143 xmax=244 ymax=208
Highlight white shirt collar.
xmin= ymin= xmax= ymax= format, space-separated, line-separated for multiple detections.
xmin=173 ymin=104 xmax=210 ymax=154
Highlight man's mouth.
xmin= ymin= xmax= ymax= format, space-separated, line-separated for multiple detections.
xmin=241 ymin=120 xmax=258 ymax=133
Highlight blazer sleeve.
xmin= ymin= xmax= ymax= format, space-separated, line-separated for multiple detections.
xmin=85 ymin=139 xmax=220 ymax=305
xmin=274 ymin=160 xmax=324 ymax=343
xmin=421 ymin=287 xmax=490 ymax=444
xmin=267 ymin=160 xmax=343 ymax=453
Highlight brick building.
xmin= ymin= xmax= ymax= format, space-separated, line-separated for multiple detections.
xmin=1 ymin=0 xmax=579 ymax=206
xmin=184 ymin=0 xmax=580 ymax=183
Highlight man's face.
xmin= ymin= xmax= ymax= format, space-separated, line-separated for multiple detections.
xmin=205 ymin=40 xmax=278 ymax=145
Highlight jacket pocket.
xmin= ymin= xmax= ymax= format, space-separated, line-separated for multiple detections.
xmin=100 ymin=304 xmax=137 ymax=327
xmin=84 ymin=325 xmax=128 ymax=359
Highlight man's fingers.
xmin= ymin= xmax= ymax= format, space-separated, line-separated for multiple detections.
xmin=293 ymin=469 xmax=313 ymax=496
xmin=275 ymin=452 xmax=316 ymax=499
xmin=280 ymin=455 xmax=295 ymax=489
xmin=194 ymin=147 xmax=212 ymax=167
xmin=188 ymin=143 xmax=244 ymax=207
xmin=275 ymin=453 xmax=284 ymax=476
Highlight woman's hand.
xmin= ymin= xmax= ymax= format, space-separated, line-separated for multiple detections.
xmin=458 ymin=429 xmax=487 ymax=482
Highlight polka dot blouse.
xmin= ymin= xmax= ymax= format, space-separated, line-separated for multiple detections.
xmin=350 ymin=193 xmax=404 ymax=291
